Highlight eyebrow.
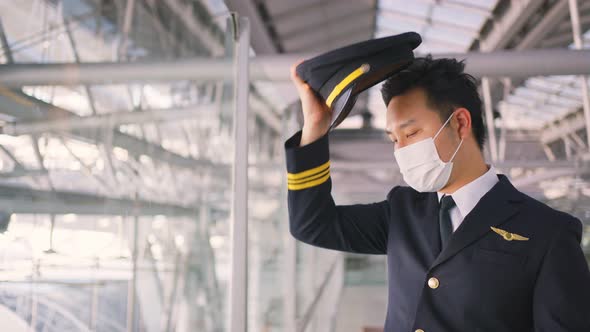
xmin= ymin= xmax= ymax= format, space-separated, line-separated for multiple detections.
xmin=385 ymin=119 xmax=416 ymax=134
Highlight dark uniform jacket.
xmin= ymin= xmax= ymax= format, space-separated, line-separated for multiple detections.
xmin=285 ymin=130 xmax=590 ymax=332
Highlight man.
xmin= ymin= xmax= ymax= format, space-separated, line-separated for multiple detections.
xmin=285 ymin=55 xmax=590 ymax=331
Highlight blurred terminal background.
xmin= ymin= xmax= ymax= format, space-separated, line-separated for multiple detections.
xmin=0 ymin=0 xmax=589 ymax=331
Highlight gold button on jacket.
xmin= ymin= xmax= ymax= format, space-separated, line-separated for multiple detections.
xmin=428 ymin=277 xmax=439 ymax=289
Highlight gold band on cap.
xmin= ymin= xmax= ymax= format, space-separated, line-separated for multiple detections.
xmin=325 ymin=63 xmax=370 ymax=107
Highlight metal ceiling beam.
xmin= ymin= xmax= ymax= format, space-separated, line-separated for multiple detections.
xmin=482 ymin=0 xmax=590 ymax=137
xmin=440 ymin=0 xmax=492 ymax=17
xmin=0 ymin=103 xmax=218 ymax=135
xmin=0 ymin=168 xmax=47 ymax=178
xmin=0 ymin=184 xmax=198 ymax=216
xmin=406 ymin=0 xmax=492 ymax=16
xmin=271 ymin=0 xmax=346 ymax=21
xmin=0 ymin=88 xmax=224 ymax=170
xmin=511 ymin=167 xmax=587 ymax=188
xmin=1 ymin=49 xmax=589 ymax=84
xmin=378 ymin=26 xmax=468 ymax=50
xmin=0 ymin=58 xmax=236 ymax=85
xmin=286 ymin=23 xmax=374 ymax=53
xmin=515 ymin=0 xmax=570 ymax=50
xmin=477 ymin=0 xmax=547 ymax=51
xmin=474 ymin=1 xmax=570 ymax=133
xmin=540 ymin=31 xmax=575 ymax=48
xmin=522 ymin=83 xmax=582 ymax=102
xmin=161 ymin=0 xmax=224 ymax=55
xmin=379 ymin=8 xmax=481 ymax=35
xmin=499 ymin=102 xmax=555 ymax=120
xmin=279 ymin=8 xmax=374 ymax=42
xmin=555 ymin=3 xmax=590 ymax=33
xmin=540 ymin=112 xmax=586 ymax=144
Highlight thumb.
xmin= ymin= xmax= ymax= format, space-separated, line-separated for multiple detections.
xmin=290 ymin=60 xmax=310 ymax=96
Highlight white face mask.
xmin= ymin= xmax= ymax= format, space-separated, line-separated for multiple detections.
xmin=393 ymin=112 xmax=463 ymax=192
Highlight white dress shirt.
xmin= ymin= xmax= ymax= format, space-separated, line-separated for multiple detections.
xmin=437 ymin=164 xmax=499 ymax=232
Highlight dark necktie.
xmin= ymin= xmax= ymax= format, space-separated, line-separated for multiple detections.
xmin=439 ymin=194 xmax=456 ymax=251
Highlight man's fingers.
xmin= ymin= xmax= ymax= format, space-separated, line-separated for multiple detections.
xmin=290 ymin=59 xmax=305 ymax=79
xmin=290 ymin=60 xmax=308 ymax=94
xmin=290 ymin=59 xmax=327 ymax=111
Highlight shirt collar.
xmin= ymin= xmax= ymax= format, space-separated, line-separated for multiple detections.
xmin=437 ymin=164 xmax=499 ymax=218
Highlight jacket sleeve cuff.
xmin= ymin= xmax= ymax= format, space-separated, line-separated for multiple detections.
xmin=284 ymin=130 xmax=330 ymax=190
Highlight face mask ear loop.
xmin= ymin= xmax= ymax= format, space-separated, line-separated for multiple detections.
xmin=433 ymin=112 xmax=455 ymax=141
xmin=448 ymin=138 xmax=464 ymax=162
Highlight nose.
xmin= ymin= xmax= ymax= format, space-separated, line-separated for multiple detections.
xmin=395 ymin=138 xmax=410 ymax=150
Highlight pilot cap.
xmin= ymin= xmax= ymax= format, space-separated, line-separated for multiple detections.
xmin=296 ymin=32 xmax=422 ymax=130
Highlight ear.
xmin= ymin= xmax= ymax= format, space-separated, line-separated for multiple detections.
xmin=453 ymin=107 xmax=472 ymax=140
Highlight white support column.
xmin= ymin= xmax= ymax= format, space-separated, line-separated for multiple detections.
xmin=229 ymin=14 xmax=250 ymax=332
xmin=281 ymin=111 xmax=297 ymax=332
xmin=126 ymin=211 xmax=139 ymax=332
xmin=90 ymin=258 xmax=99 ymax=331
xmin=482 ymin=77 xmax=498 ymax=162
xmin=563 ymin=135 xmax=572 ymax=160
xmin=499 ymin=78 xmax=512 ymax=162
xmin=571 ymin=131 xmax=586 ymax=149
xmin=118 ymin=0 xmax=136 ymax=59
xmin=568 ymin=0 xmax=590 ymax=151
xmin=543 ymin=144 xmax=557 ymax=162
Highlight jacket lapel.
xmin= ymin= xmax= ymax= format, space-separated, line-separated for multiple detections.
xmin=428 ymin=174 xmax=524 ymax=271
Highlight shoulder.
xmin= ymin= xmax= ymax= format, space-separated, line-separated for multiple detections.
xmin=516 ymin=191 xmax=582 ymax=238
xmin=385 ymin=184 xmax=428 ymax=205
xmin=387 ymin=184 xmax=415 ymax=199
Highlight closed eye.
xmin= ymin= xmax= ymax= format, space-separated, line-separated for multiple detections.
xmin=407 ymin=130 xmax=420 ymax=138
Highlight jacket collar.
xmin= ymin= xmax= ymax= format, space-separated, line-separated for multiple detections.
xmin=414 ymin=174 xmax=525 ymax=270
xmin=431 ymin=174 xmax=524 ymax=270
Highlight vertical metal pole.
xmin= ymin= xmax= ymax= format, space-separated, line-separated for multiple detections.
xmin=119 ymin=0 xmax=136 ymax=59
xmin=31 ymin=259 xmax=39 ymax=330
xmin=568 ymin=0 xmax=590 ymax=150
xmin=127 ymin=203 xmax=139 ymax=332
xmin=563 ymin=135 xmax=572 ymax=159
xmin=164 ymin=251 xmax=182 ymax=332
xmin=250 ymin=223 xmax=260 ymax=332
xmin=482 ymin=77 xmax=498 ymax=162
xmin=0 ymin=18 xmax=14 ymax=63
xmin=90 ymin=258 xmax=99 ymax=331
xmin=571 ymin=132 xmax=586 ymax=149
xmin=499 ymin=78 xmax=511 ymax=162
xmin=229 ymin=15 xmax=250 ymax=332
xmin=543 ymin=144 xmax=557 ymax=161
xmin=46 ymin=214 xmax=56 ymax=253
xmin=282 ymin=112 xmax=296 ymax=332
xmin=64 ymin=17 xmax=100 ymax=116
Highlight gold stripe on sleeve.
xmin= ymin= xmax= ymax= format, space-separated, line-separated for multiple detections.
xmin=288 ymin=168 xmax=330 ymax=185
xmin=287 ymin=172 xmax=330 ymax=190
xmin=287 ymin=160 xmax=330 ymax=180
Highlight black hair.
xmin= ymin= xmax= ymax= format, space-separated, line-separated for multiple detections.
xmin=381 ymin=55 xmax=486 ymax=151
